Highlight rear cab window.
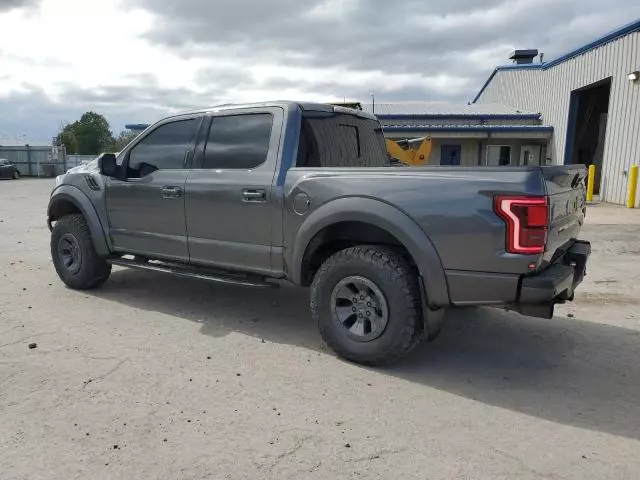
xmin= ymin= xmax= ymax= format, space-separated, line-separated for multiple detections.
xmin=296 ymin=111 xmax=389 ymax=168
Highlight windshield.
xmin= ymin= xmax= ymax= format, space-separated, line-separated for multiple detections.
xmin=297 ymin=112 xmax=390 ymax=168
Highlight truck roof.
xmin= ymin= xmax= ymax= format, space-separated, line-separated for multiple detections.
xmin=165 ymin=101 xmax=378 ymax=123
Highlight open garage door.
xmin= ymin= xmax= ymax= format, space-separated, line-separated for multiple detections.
xmin=565 ymin=78 xmax=611 ymax=195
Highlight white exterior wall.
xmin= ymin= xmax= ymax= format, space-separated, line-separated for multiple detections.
xmin=476 ymin=31 xmax=640 ymax=205
xmin=427 ymin=139 xmax=546 ymax=166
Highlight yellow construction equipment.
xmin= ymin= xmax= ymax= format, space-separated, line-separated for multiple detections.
xmin=385 ymin=137 xmax=432 ymax=166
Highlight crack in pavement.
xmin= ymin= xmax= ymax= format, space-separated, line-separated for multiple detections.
xmin=81 ymin=359 xmax=129 ymax=390
xmin=493 ymin=448 xmax=570 ymax=480
xmin=0 ymin=331 xmax=57 ymax=350
xmin=345 ymin=448 xmax=405 ymax=463
xmin=264 ymin=435 xmax=314 ymax=474
xmin=39 ymin=347 xmax=119 ymax=361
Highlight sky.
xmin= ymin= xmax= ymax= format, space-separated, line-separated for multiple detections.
xmin=1 ymin=0 xmax=639 ymax=139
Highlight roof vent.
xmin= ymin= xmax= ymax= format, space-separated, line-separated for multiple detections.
xmin=509 ymin=49 xmax=539 ymax=64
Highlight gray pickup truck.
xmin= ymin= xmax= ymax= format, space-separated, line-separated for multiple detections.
xmin=48 ymin=101 xmax=590 ymax=365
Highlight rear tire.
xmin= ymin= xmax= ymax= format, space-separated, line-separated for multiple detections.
xmin=51 ymin=214 xmax=111 ymax=289
xmin=310 ymin=246 xmax=423 ymax=366
xmin=12 ymin=170 xmax=19 ymax=179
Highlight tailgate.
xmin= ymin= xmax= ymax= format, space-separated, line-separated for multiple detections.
xmin=542 ymin=165 xmax=587 ymax=266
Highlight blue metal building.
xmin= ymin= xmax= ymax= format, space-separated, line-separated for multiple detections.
xmin=474 ymin=19 xmax=640 ymax=205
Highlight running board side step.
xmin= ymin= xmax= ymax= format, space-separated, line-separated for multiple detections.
xmin=108 ymin=257 xmax=276 ymax=288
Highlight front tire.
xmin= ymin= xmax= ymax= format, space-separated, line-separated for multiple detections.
xmin=51 ymin=214 xmax=111 ymax=289
xmin=12 ymin=170 xmax=19 ymax=179
xmin=310 ymin=246 xmax=423 ymax=366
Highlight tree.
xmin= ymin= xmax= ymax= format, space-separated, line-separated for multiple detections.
xmin=113 ymin=129 xmax=139 ymax=152
xmin=56 ymin=112 xmax=115 ymax=155
xmin=56 ymin=127 xmax=78 ymax=155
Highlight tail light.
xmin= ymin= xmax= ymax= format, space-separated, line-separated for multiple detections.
xmin=494 ymin=196 xmax=548 ymax=254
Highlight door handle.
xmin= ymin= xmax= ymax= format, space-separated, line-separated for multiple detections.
xmin=161 ymin=186 xmax=183 ymax=199
xmin=242 ymin=189 xmax=266 ymax=202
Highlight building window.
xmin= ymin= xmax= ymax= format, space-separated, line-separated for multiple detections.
xmin=440 ymin=144 xmax=461 ymax=165
xmin=520 ymin=145 xmax=543 ymax=165
xmin=486 ymin=145 xmax=512 ymax=166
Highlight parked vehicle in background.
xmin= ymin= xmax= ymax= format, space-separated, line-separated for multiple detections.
xmin=0 ymin=158 xmax=20 ymax=179
xmin=47 ymin=101 xmax=591 ymax=366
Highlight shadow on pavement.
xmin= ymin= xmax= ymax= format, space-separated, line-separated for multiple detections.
xmin=91 ymin=268 xmax=640 ymax=441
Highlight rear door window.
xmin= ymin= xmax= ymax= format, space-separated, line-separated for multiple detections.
xmin=202 ymin=114 xmax=273 ymax=169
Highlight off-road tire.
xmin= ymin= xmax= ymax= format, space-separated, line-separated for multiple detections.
xmin=51 ymin=214 xmax=111 ymax=289
xmin=310 ymin=246 xmax=423 ymax=365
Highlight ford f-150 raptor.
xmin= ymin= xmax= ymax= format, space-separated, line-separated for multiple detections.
xmin=48 ymin=101 xmax=590 ymax=365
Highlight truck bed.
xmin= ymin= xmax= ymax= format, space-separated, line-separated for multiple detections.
xmin=283 ymin=164 xmax=587 ymax=311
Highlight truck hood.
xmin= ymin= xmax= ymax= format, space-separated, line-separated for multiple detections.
xmin=66 ymin=158 xmax=100 ymax=174
xmin=55 ymin=156 xmax=109 ymax=187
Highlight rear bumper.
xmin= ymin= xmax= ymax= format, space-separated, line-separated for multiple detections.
xmin=445 ymin=240 xmax=591 ymax=319
xmin=520 ymin=240 xmax=590 ymax=303
xmin=514 ymin=240 xmax=590 ymax=318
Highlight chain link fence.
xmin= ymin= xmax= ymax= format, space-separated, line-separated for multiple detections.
xmin=0 ymin=145 xmax=68 ymax=177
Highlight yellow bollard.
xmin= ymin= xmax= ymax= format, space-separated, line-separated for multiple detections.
xmin=586 ymin=164 xmax=596 ymax=202
xmin=626 ymin=165 xmax=638 ymax=209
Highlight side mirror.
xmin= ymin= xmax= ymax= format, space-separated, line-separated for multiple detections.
xmin=98 ymin=153 xmax=123 ymax=179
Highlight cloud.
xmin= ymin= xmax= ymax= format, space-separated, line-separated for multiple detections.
xmin=0 ymin=0 xmax=39 ymax=11
xmin=0 ymin=85 xmax=174 ymax=139
xmin=1 ymin=0 xmax=640 ymax=138
xmin=135 ymin=0 xmax=640 ymax=71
